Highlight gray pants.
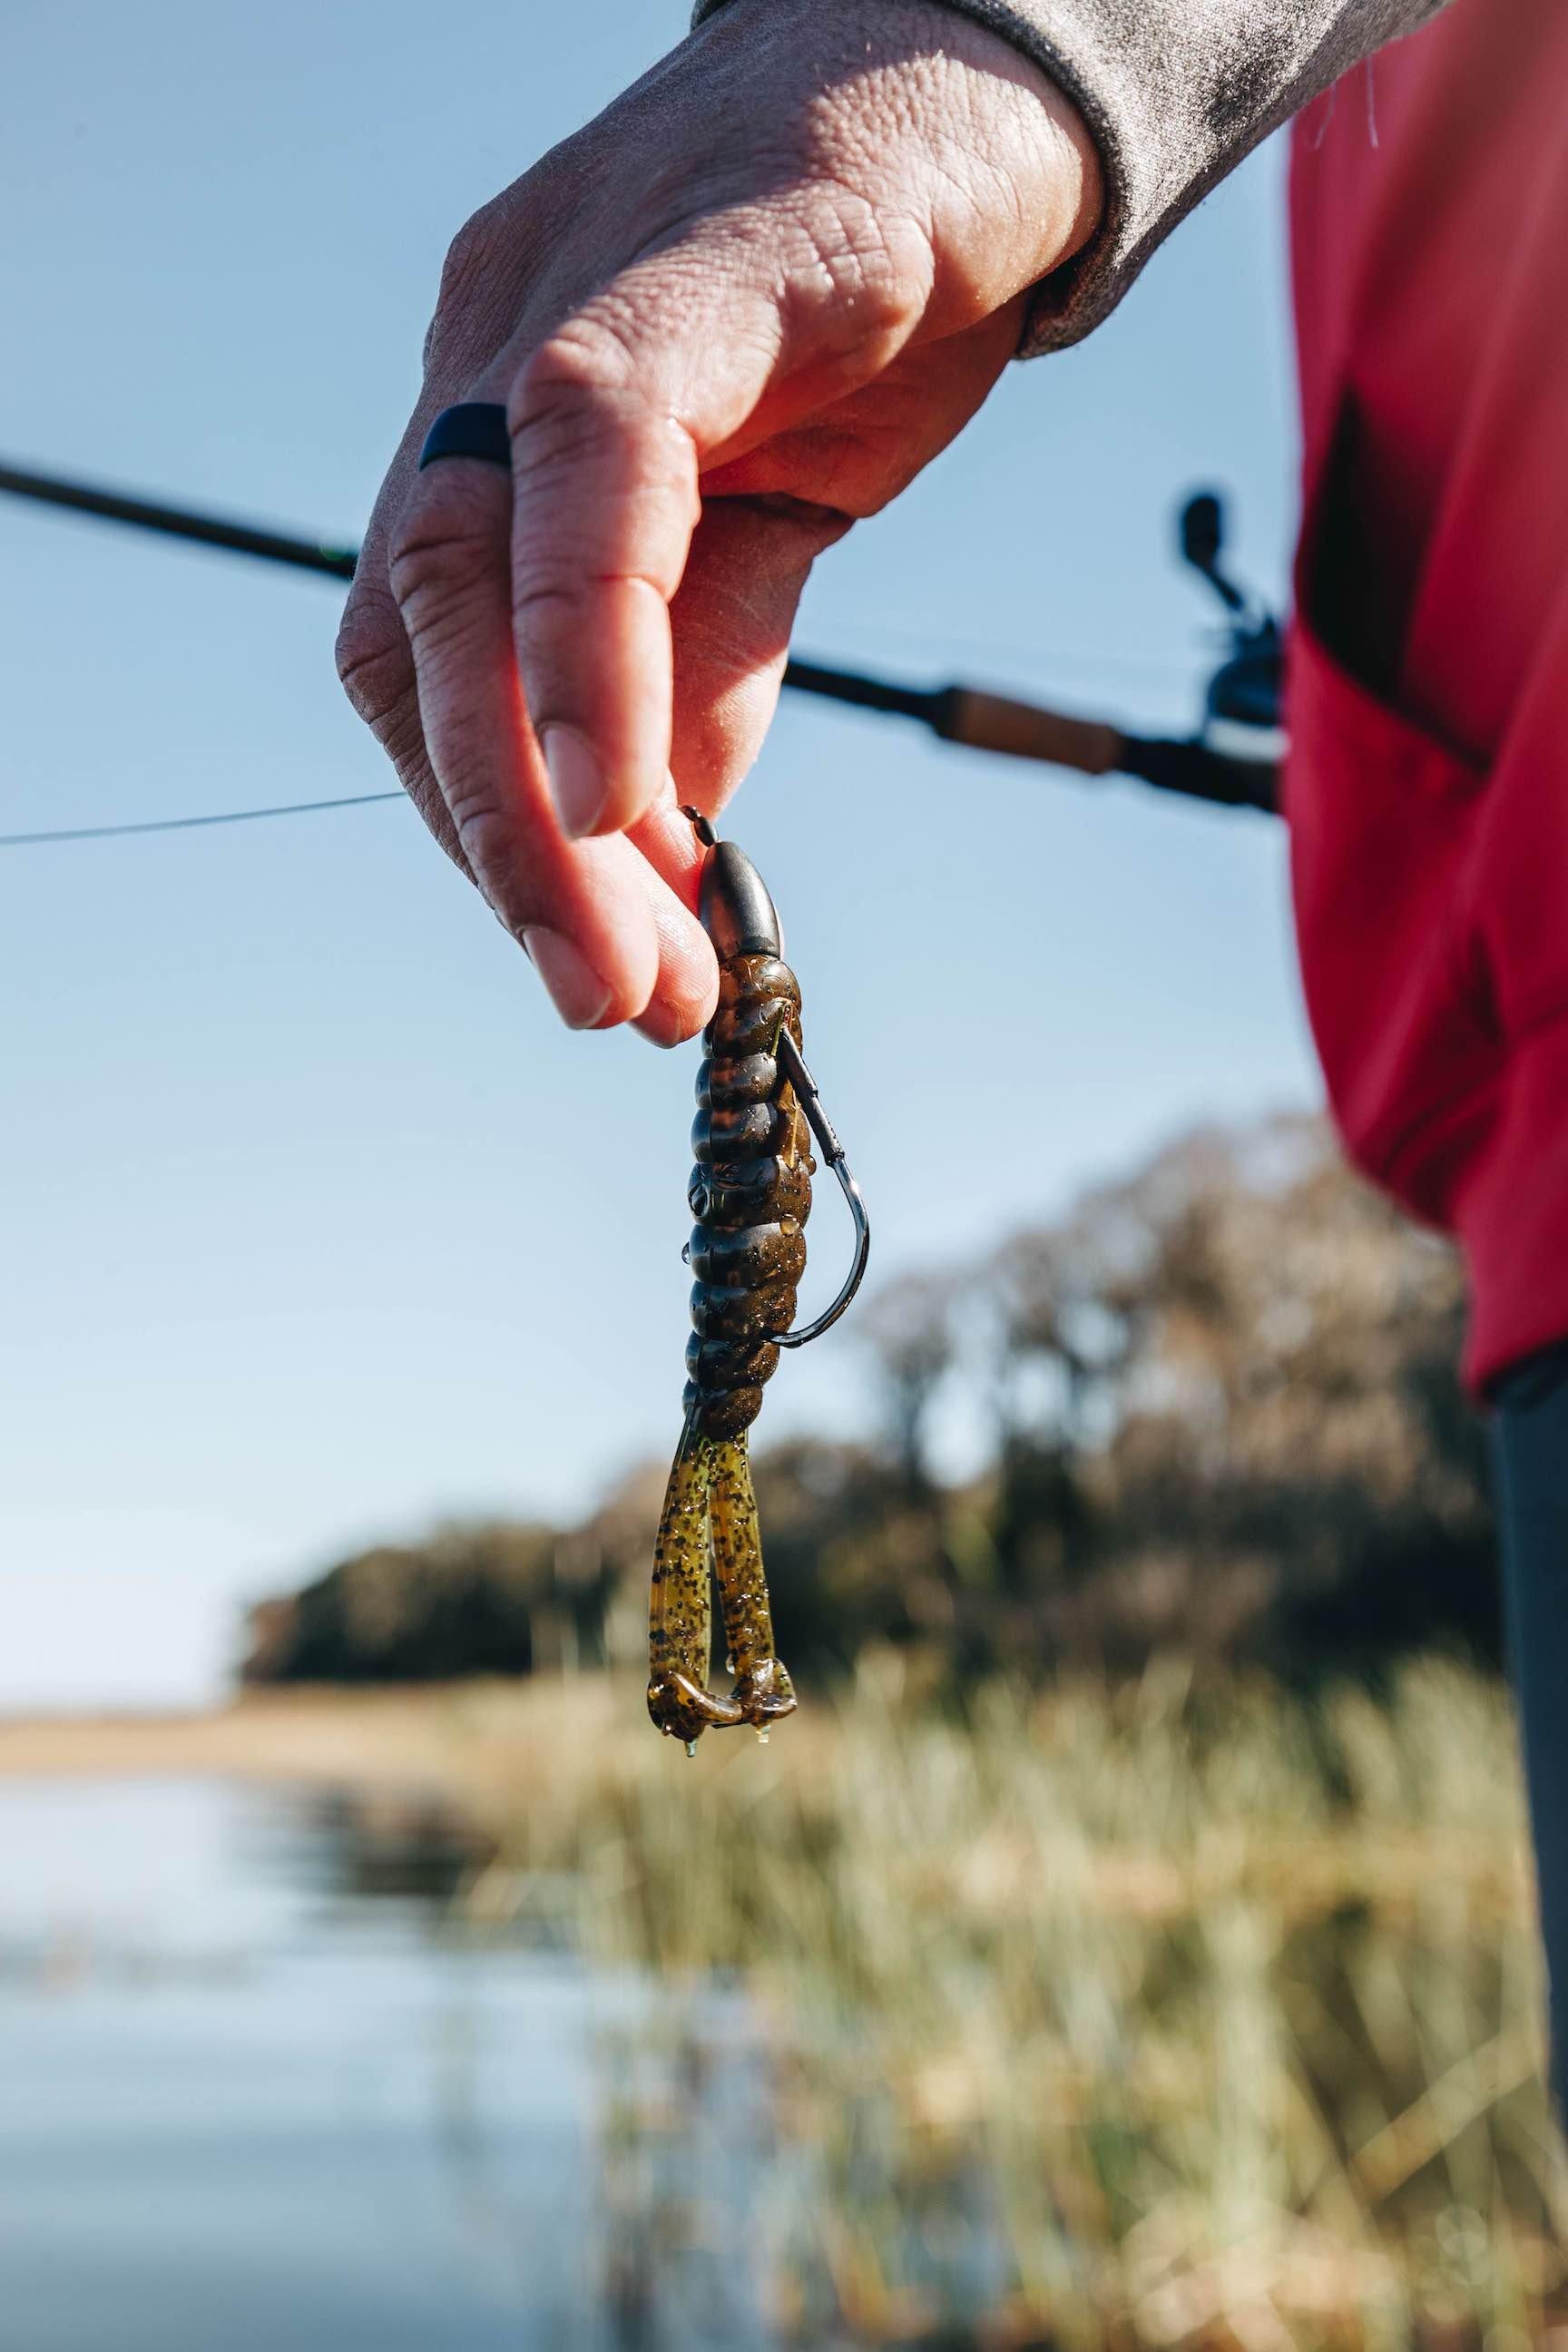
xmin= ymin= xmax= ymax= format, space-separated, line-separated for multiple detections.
xmin=1491 ymin=1341 xmax=1568 ymax=2108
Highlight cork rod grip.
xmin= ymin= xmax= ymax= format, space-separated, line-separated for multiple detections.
xmin=935 ymin=688 xmax=1125 ymax=775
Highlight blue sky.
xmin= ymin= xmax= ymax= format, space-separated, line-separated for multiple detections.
xmin=0 ymin=1 xmax=1312 ymax=1707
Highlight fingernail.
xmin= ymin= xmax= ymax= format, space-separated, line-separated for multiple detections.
xmin=522 ymin=927 xmax=612 ymax=1029
xmin=542 ymin=726 xmax=604 ymax=839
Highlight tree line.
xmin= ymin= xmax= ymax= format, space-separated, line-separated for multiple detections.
xmin=243 ymin=1114 xmax=1498 ymax=1690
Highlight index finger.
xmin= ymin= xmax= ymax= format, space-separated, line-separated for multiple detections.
xmin=503 ymin=207 xmax=931 ymax=848
xmin=505 ymin=319 xmax=705 ymax=844
xmin=388 ymin=446 xmax=671 ymax=1026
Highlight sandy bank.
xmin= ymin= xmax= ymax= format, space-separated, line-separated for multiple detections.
xmin=0 ymin=1678 xmax=622 ymax=1798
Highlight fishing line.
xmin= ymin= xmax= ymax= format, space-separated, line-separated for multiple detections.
xmin=0 ymin=791 xmax=404 ymax=849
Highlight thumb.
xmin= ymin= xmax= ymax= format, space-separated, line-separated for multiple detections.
xmin=666 ymin=495 xmax=853 ymax=815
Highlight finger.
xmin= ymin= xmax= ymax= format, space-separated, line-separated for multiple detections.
xmin=629 ymin=784 xmax=710 ymax=916
xmin=622 ymin=785 xmax=717 ymax=1048
xmin=665 ymin=494 xmax=851 ymax=813
xmin=699 ymin=299 xmax=1027 ymax=519
xmin=502 ymin=208 xmax=934 ymax=848
xmin=655 ymin=307 xmax=1021 ymax=816
xmin=389 ymin=451 xmax=667 ymax=1025
xmin=505 ymin=327 xmax=700 ymax=846
xmin=337 ymin=425 xmax=475 ymax=880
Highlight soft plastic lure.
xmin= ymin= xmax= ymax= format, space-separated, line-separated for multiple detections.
xmin=648 ymin=815 xmax=869 ymax=1752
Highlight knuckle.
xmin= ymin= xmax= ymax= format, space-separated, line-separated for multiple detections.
xmin=445 ymin=793 xmax=534 ymax=921
xmin=510 ymin=318 xmax=652 ymax=470
xmin=509 ymin=318 xmax=699 ymax=573
xmin=509 ymin=579 xmax=584 ymax=638
xmin=400 ymin=774 xmax=471 ymax=877
xmin=387 ymin=483 xmax=504 ymax=614
xmin=335 ymin=604 xmax=409 ymax=733
xmin=424 ymin=198 xmax=521 ymax=372
xmin=517 ymin=318 xmax=633 ymax=407
xmin=509 ymin=571 xmax=667 ymax=662
xmin=436 ymin=204 xmax=501 ymax=310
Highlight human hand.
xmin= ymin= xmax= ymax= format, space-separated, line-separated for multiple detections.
xmin=336 ymin=0 xmax=1100 ymax=1042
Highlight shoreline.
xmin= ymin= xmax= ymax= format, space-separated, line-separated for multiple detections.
xmin=0 ymin=1678 xmax=616 ymax=1799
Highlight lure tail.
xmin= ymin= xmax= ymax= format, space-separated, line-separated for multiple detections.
xmin=648 ymin=1420 xmax=743 ymax=1747
xmin=710 ymin=1432 xmax=796 ymax=1729
xmin=646 ymin=1421 xmax=796 ymax=1749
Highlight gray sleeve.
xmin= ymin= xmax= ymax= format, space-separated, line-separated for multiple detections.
xmin=690 ymin=0 xmax=1453 ymax=351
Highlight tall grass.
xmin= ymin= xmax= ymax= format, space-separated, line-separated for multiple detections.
xmin=451 ymin=1658 xmax=1564 ymax=2347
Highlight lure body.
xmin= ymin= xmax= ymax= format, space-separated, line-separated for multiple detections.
xmin=648 ymin=843 xmax=808 ymax=1745
xmin=685 ymin=947 xmax=809 ymax=1443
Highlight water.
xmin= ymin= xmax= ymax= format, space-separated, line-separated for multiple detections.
xmin=0 ymin=1778 xmax=769 ymax=2352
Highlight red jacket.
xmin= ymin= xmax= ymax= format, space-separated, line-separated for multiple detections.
xmin=1287 ymin=0 xmax=1568 ymax=1393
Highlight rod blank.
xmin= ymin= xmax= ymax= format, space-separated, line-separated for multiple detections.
xmin=0 ymin=457 xmax=1278 ymax=817
xmin=0 ymin=461 xmax=358 ymax=581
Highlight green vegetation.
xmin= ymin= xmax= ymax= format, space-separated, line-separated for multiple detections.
xmin=446 ymin=1660 xmax=1562 ymax=2349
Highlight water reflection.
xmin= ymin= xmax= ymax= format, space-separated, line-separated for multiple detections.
xmin=0 ymin=1779 xmax=769 ymax=2352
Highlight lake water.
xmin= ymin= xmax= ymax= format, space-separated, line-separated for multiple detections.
xmin=0 ymin=1779 xmax=771 ymax=2352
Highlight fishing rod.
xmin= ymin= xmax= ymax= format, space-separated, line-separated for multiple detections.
xmin=0 ymin=459 xmax=1282 ymax=839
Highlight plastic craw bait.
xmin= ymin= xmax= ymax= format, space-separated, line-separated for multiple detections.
xmin=648 ymin=813 xmax=869 ymax=1754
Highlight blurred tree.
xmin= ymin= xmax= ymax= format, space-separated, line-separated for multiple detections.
xmin=858 ymin=1270 xmax=959 ymax=1495
xmin=244 ymin=1117 xmax=1498 ymax=1690
xmin=242 ymin=1521 xmax=614 ymax=1684
xmin=1054 ymin=1117 xmax=1496 ymax=1675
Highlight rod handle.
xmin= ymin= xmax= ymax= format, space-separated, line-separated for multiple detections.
xmin=932 ymin=687 xmax=1124 ymax=774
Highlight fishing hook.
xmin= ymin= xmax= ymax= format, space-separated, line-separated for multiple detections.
xmin=769 ymin=1029 xmax=869 ymax=1350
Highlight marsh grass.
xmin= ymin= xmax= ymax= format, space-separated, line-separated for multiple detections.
xmin=448 ymin=1657 xmax=1566 ymax=2347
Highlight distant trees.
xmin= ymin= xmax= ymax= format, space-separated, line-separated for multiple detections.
xmin=858 ymin=1272 xmax=959 ymax=1496
xmin=242 ymin=1521 xmax=616 ymax=1685
xmin=243 ymin=1116 xmax=1498 ymax=1689
xmin=978 ymin=1116 xmax=1496 ymax=1678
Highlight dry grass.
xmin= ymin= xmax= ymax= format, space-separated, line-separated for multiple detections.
xmin=7 ymin=1661 xmax=1563 ymax=2345
xmin=465 ymin=1658 xmax=1567 ymax=2349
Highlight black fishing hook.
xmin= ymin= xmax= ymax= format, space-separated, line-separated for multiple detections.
xmin=769 ymin=1030 xmax=870 ymax=1350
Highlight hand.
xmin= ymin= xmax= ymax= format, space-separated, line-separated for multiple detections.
xmin=337 ymin=0 xmax=1100 ymax=1043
